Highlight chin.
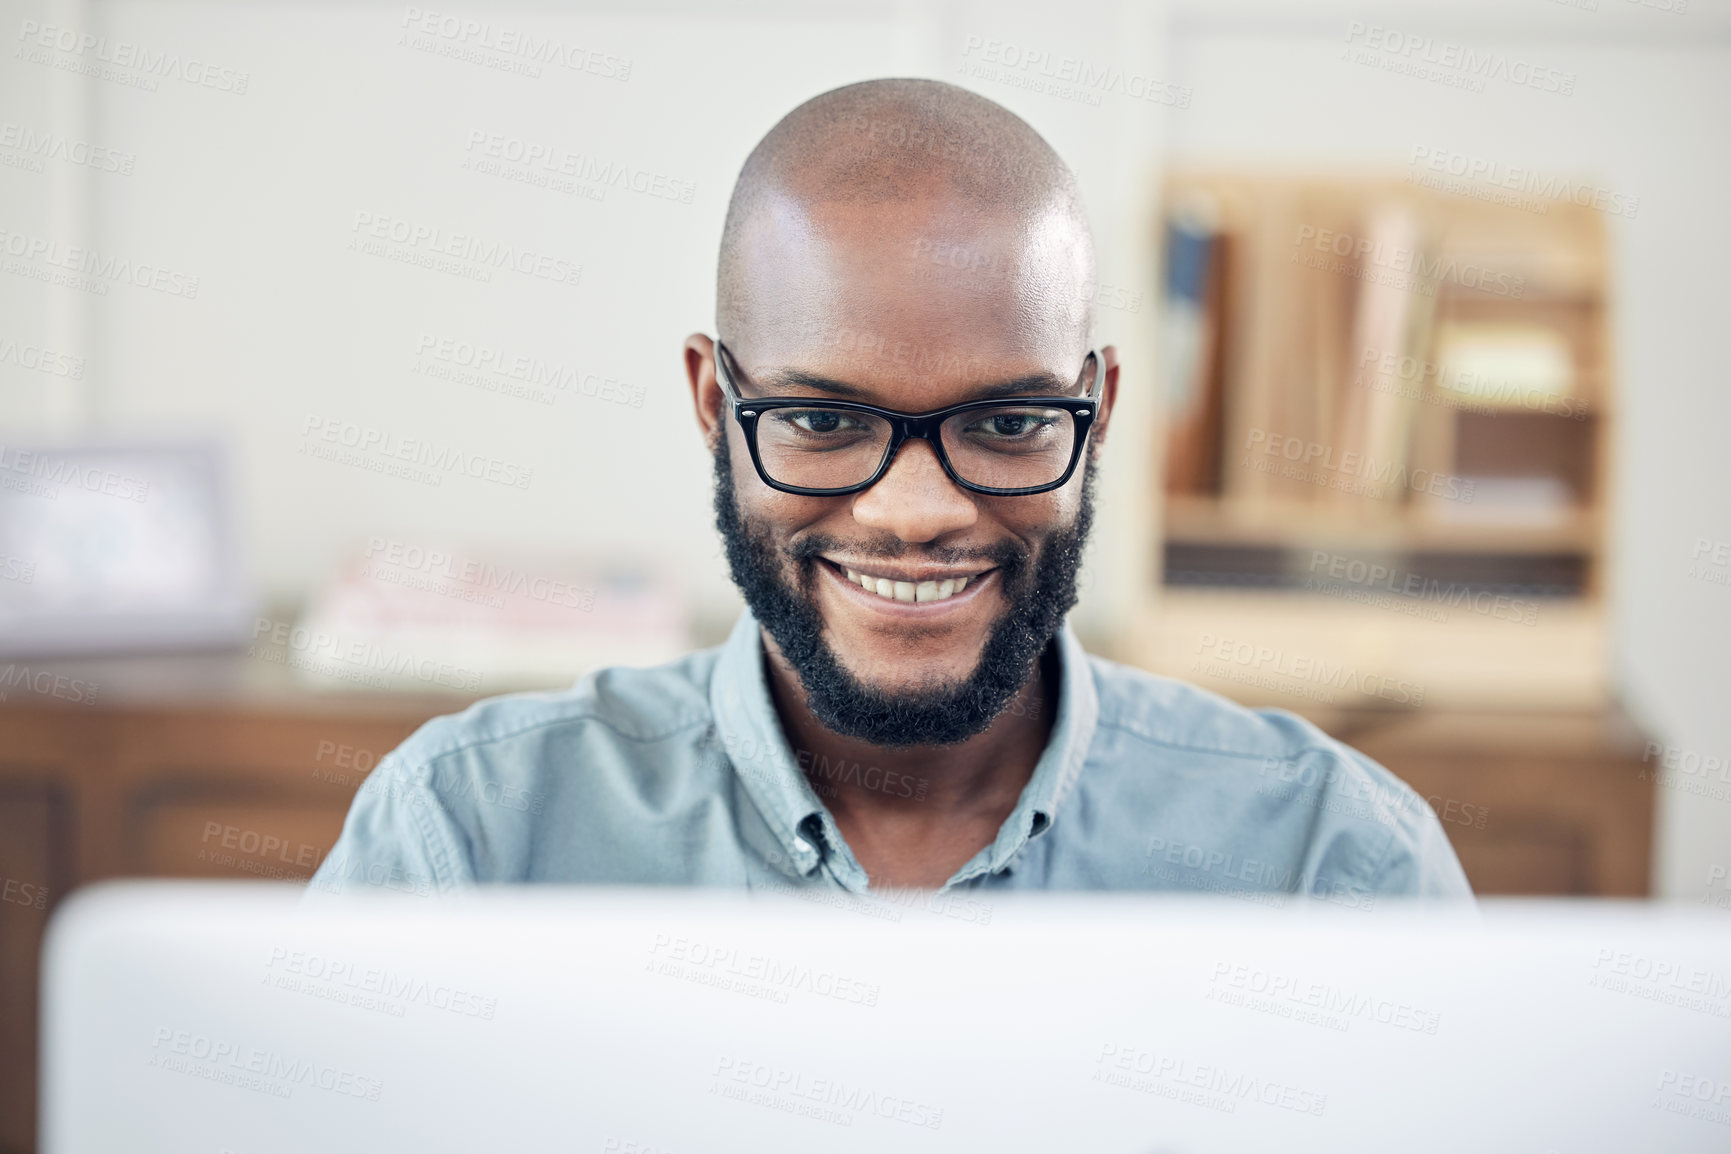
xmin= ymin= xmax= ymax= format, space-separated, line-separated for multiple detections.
xmin=830 ymin=635 xmax=986 ymax=693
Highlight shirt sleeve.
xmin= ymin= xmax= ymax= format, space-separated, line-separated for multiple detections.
xmin=1343 ymin=748 xmax=1476 ymax=900
xmin=1368 ymin=798 xmax=1476 ymax=898
xmin=305 ymin=755 xmax=475 ymax=899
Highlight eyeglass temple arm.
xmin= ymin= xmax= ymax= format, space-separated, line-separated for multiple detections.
xmin=711 ymin=340 xmax=743 ymax=404
xmin=1083 ymin=349 xmax=1105 ymax=403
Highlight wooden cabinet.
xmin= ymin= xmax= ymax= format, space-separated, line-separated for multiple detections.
xmin=0 ymin=655 xmax=1655 ymax=1154
xmin=0 ymin=784 xmax=64 ymax=1154
xmin=1336 ymin=707 xmax=1654 ymax=896
xmin=0 ymin=655 xmax=463 ymax=1154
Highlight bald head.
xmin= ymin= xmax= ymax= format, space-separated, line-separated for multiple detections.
xmin=716 ymin=79 xmax=1095 ymax=375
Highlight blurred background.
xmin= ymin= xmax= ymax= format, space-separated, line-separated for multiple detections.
xmin=2 ymin=0 xmax=1729 ymax=1148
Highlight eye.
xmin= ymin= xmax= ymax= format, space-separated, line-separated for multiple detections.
xmin=966 ymin=409 xmax=1058 ymax=440
xmin=780 ymin=409 xmax=859 ymax=434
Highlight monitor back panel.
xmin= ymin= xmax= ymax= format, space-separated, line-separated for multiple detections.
xmin=40 ymin=884 xmax=1731 ymax=1153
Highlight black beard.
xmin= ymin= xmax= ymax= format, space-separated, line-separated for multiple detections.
xmin=711 ymin=431 xmax=1096 ymax=748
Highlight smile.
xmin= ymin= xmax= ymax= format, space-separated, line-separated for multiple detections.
xmin=844 ymin=567 xmax=969 ymax=603
xmin=820 ymin=557 xmax=996 ymax=608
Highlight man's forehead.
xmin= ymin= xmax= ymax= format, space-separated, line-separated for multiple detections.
xmin=728 ymin=195 xmax=1091 ymax=389
xmin=729 ymin=328 xmax=1094 ymax=415
xmin=775 ymin=193 xmax=1088 ymax=289
xmin=738 ymin=319 xmax=1086 ymax=400
xmin=773 ymin=338 xmax=1075 ymax=385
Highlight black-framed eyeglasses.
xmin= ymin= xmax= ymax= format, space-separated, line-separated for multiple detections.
xmin=713 ymin=341 xmax=1102 ymax=497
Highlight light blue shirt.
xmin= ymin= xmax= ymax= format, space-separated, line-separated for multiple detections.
xmin=309 ymin=609 xmax=1472 ymax=904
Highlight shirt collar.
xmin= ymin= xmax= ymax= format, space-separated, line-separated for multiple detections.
xmin=710 ymin=607 xmax=1099 ymax=892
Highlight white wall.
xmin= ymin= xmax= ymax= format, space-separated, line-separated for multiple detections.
xmin=1 ymin=0 xmax=93 ymax=430
xmin=5 ymin=0 xmax=1165 ymax=637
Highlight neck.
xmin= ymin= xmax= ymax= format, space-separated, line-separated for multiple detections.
xmin=759 ymin=629 xmax=1059 ymax=889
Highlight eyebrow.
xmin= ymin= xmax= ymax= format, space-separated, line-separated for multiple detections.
xmin=750 ymin=368 xmax=1085 ymax=402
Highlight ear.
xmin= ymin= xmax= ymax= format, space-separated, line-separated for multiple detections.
xmin=684 ymin=333 xmax=724 ymax=442
xmin=1089 ymin=344 xmax=1121 ymax=449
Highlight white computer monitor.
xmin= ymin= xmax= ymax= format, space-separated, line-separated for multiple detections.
xmin=40 ymin=882 xmax=1731 ymax=1152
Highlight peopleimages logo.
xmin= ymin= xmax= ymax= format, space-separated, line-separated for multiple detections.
xmin=264 ymin=946 xmax=499 ymax=1019
xmin=348 ymin=211 xmax=582 ymax=288
xmin=1191 ymin=632 xmax=1426 ymax=707
xmin=1342 ymin=22 xmax=1576 ymax=95
xmin=1243 ymin=427 xmax=1476 ymax=504
xmin=251 ymin=616 xmax=484 ymax=692
xmin=360 ymin=537 xmax=595 ymax=611
xmin=0 ymin=122 xmax=135 ymax=174
xmin=959 ymin=35 xmax=1192 ymax=109
xmin=149 ymin=1027 xmax=383 ymax=1100
xmin=1408 ymin=146 xmax=1639 ymax=219
xmin=0 ymin=334 xmax=84 ymax=378
xmin=0 ymin=554 xmax=36 ymax=584
xmin=0 ymin=444 xmax=150 ymax=502
xmin=1258 ymin=755 xmax=1491 ymax=831
xmin=1293 ymin=224 xmax=1525 ymax=298
xmin=0 ymin=227 xmax=201 ymax=298
xmin=1354 ymin=345 xmax=1588 ymax=421
xmin=648 ymin=933 xmax=883 ymax=1007
xmin=1304 ymin=549 xmax=1539 ymax=628
xmin=299 ymin=415 xmax=534 ymax=491
xmin=15 ymin=20 xmax=250 ymax=93
xmin=462 ymin=131 xmax=694 ymax=205
xmin=413 ymin=334 xmax=645 ymax=408
xmin=711 ymin=1056 xmax=944 ymax=1130
xmin=1093 ymin=1042 xmax=1329 ymax=1116
xmin=0 ymin=664 xmax=100 ymax=706
xmin=1206 ymin=963 xmax=1443 ymax=1035
xmin=398 ymin=8 xmax=631 ymax=80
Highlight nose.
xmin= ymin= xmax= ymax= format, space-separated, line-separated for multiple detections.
xmin=850 ymin=436 xmax=977 ymax=544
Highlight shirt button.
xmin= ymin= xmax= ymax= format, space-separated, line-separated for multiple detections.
xmin=793 ymin=838 xmax=810 ymax=854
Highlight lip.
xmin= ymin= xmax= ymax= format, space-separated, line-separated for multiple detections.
xmin=818 ymin=557 xmax=996 ymax=617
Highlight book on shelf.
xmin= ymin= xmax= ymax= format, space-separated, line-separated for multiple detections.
xmin=1160 ymin=196 xmax=1227 ymax=494
xmin=1433 ymin=322 xmax=1577 ymax=413
xmin=1330 ymin=201 xmax=1432 ymax=513
xmin=1156 ymin=172 xmax=1607 ymax=599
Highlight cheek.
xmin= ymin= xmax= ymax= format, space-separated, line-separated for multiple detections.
xmin=731 ymin=454 xmax=838 ymax=540
xmin=992 ymin=491 xmax=1070 ymax=539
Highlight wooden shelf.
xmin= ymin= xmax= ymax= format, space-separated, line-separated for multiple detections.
xmin=1121 ymin=587 xmax=1609 ymax=713
xmin=1157 ymin=168 xmax=1614 ymax=604
xmin=1164 ymin=496 xmax=1601 ymax=555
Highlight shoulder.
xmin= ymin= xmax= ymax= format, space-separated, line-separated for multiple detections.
xmin=331 ymin=646 xmax=727 ymax=885
xmin=390 ymin=646 xmax=721 ymax=774
xmin=1084 ymin=650 xmax=1339 ymax=764
xmin=362 ymin=646 xmax=723 ymax=835
xmin=1080 ymin=653 xmax=1473 ymax=898
xmin=316 ymin=646 xmax=727 ymax=889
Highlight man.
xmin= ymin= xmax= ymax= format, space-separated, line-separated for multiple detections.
xmin=311 ymin=79 xmax=1471 ymax=902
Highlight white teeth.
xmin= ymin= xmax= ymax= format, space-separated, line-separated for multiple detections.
xmin=842 ymin=566 xmax=977 ymax=604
